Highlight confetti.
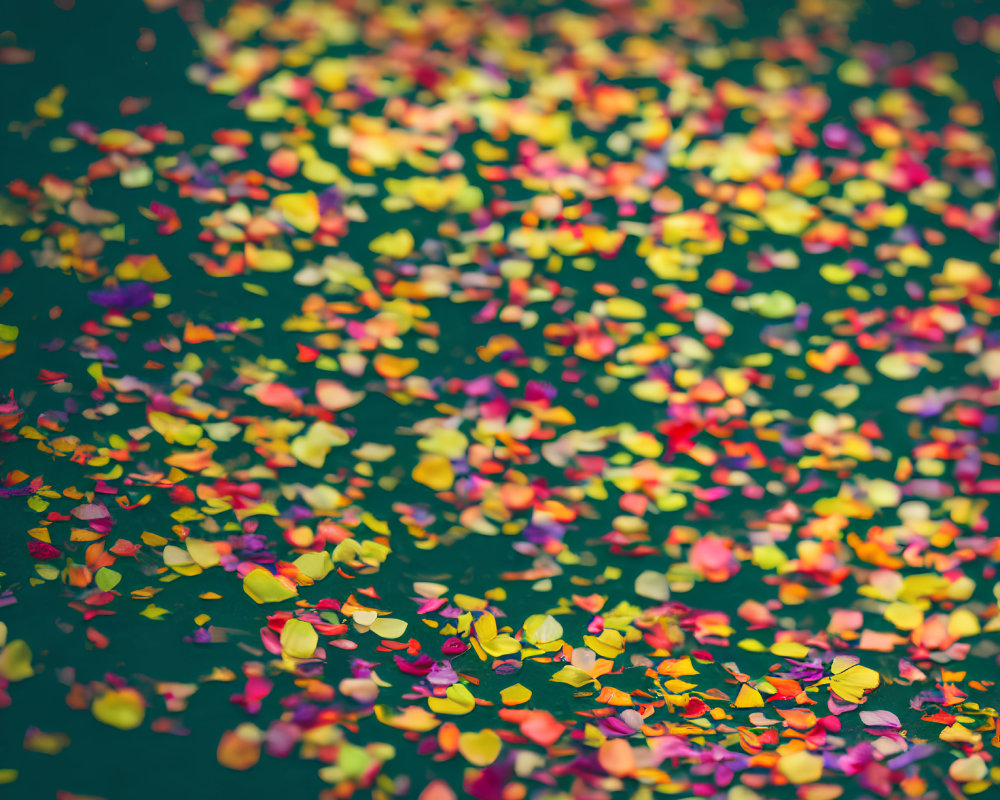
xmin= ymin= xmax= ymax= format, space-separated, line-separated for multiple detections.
xmin=2 ymin=0 xmax=1000 ymax=797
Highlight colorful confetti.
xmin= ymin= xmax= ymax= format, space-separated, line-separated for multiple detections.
xmin=2 ymin=0 xmax=1000 ymax=798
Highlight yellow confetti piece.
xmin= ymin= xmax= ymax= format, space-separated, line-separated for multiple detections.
xmin=605 ymin=296 xmax=646 ymax=319
xmin=373 ymin=353 xmax=419 ymax=378
xmin=272 ymin=192 xmax=320 ymax=232
xmin=472 ymin=612 xmax=520 ymax=656
xmin=734 ymin=684 xmax=764 ymax=708
xmin=0 ymin=640 xmax=33 ymax=682
xmin=884 ymin=602 xmax=923 ymax=630
xmin=280 ymin=619 xmax=318 ymax=659
xmin=35 ymin=84 xmax=67 ymax=119
xmin=92 ymin=688 xmax=145 ymax=730
xmin=250 ymin=248 xmax=294 ymax=272
xmin=375 ymin=705 xmax=441 ymax=732
xmin=500 ymin=684 xmax=532 ymax=705
xmin=115 ymin=254 xmax=171 ymax=282
xmin=770 ymin=641 xmax=810 ymax=659
xmin=522 ymin=614 xmax=564 ymax=647
xmin=429 ymin=683 xmax=476 ymax=715
xmin=242 ymin=282 xmax=268 ymax=296
xmin=370 ymin=229 xmax=414 ymax=259
xmin=412 ymin=454 xmax=455 ymax=491
xmin=777 ymin=750 xmax=824 ymax=784
xmin=290 ymin=421 xmax=350 ymax=468
xmin=186 ymin=538 xmax=221 ymax=569
xmin=584 ymin=629 xmax=625 ymax=658
xmin=243 ymin=568 xmax=297 ymax=604
xmin=141 ymin=531 xmax=169 ymax=547
xmin=139 ymin=603 xmax=170 ymax=620
xmin=940 ymin=722 xmax=982 ymax=745
xmin=370 ymin=617 xmax=408 ymax=639
xmin=829 ymin=658 xmax=880 ymax=704
xmin=301 ymin=159 xmax=341 ymax=184
xmin=948 ymin=608 xmax=982 ymax=638
xmin=293 ymin=551 xmax=334 ymax=581
xmin=551 ymin=665 xmax=597 ymax=688
xmin=457 ymin=729 xmax=502 ymax=766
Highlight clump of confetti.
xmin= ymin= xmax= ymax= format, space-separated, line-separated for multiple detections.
xmin=2 ymin=0 xmax=1000 ymax=798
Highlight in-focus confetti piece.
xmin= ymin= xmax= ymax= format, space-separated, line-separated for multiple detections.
xmin=243 ymin=569 xmax=297 ymax=604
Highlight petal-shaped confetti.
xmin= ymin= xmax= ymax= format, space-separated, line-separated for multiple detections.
xmin=92 ymin=689 xmax=145 ymax=731
xmin=830 ymin=658 xmax=881 ymax=704
xmin=457 ymin=729 xmax=502 ymax=767
xmin=428 ymin=684 xmax=475 ymax=715
xmin=0 ymin=640 xmax=34 ymax=682
xmin=243 ymin=569 xmax=297 ymax=604
xmin=280 ymin=619 xmax=318 ymax=659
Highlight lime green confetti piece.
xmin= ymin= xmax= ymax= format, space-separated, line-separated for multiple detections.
xmin=242 ymin=282 xmax=269 ymax=296
xmin=139 ymin=604 xmax=170 ymax=620
xmin=293 ymin=551 xmax=334 ymax=581
xmin=243 ymin=568 xmax=297 ymax=604
xmin=747 ymin=290 xmax=797 ymax=318
xmin=280 ymin=619 xmax=319 ymax=659
xmin=95 ymin=567 xmax=122 ymax=591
